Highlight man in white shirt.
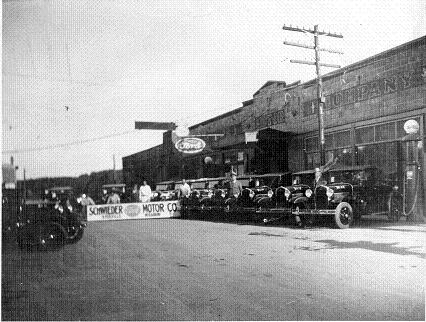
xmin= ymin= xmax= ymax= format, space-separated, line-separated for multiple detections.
xmin=139 ymin=180 xmax=152 ymax=203
xmin=178 ymin=179 xmax=191 ymax=199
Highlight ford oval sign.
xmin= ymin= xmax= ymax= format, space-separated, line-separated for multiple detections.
xmin=175 ymin=137 xmax=206 ymax=154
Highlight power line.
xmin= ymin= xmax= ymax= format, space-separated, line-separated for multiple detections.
xmin=3 ymin=130 xmax=139 ymax=154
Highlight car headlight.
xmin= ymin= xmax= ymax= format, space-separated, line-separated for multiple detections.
xmin=208 ymin=192 xmax=213 ymax=198
xmin=52 ymin=193 xmax=56 ymax=198
xmin=393 ymin=185 xmax=399 ymax=191
xmin=77 ymin=197 xmax=82 ymax=203
xmin=284 ymin=188 xmax=291 ymax=199
xmin=67 ymin=206 xmax=73 ymax=212
xmin=305 ymin=189 xmax=313 ymax=198
xmin=249 ymin=191 xmax=255 ymax=199
xmin=326 ymin=187 xmax=334 ymax=199
xmin=153 ymin=192 xmax=159 ymax=197
xmin=58 ymin=205 xmax=64 ymax=213
xmin=267 ymin=190 xmax=273 ymax=198
xmin=233 ymin=193 xmax=239 ymax=199
xmin=221 ymin=191 xmax=226 ymax=198
xmin=54 ymin=203 xmax=59 ymax=209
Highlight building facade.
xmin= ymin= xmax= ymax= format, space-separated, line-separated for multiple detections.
xmin=123 ymin=36 xmax=425 ymax=217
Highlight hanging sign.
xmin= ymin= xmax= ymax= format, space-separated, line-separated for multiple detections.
xmin=175 ymin=137 xmax=206 ymax=154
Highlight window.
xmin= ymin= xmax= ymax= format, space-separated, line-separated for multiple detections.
xmin=375 ymin=122 xmax=395 ymax=141
xmin=356 ymin=142 xmax=398 ymax=178
xmin=355 ymin=125 xmax=374 ymax=144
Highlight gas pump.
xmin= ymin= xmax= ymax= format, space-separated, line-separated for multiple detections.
xmin=400 ymin=119 xmax=424 ymax=222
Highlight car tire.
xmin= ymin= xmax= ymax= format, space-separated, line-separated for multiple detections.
xmin=334 ymin=202 xmax=353 ymax=229
xmin=38 ymin=224 xmax=65 ymax=250
xmin=387 ymin=195 xmax=402 ymax=222
xmin=68 ymin=226 xmax=84 ymax=244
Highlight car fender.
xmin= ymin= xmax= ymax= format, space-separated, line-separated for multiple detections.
xmin=42 ymin=221 xmax=68 ymax=237
xmin=292 ymin=196 xmax=309 ymax=205
xmin=257 ymin=196 xmax=272 ymax=206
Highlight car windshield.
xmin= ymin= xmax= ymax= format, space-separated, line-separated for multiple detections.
xmin=207 ymin=180 xmax=219 ymax=188
xmin=156 ymin=184 xmax=169 ymax=191
xmin=292 ymin=173 xmax=314 ymax=185
xmin=191 ymin=182 xmax=205 ymax=189
xmin=329 ymin=168 xmax=376 ymax=184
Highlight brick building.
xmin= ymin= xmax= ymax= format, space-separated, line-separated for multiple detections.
xmin=123 ymin=36 xmax=425 ymax=216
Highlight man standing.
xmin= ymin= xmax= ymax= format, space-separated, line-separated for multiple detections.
xmin=228 ymin=170 xmax=243 ymax=198
xmin=178 ymin=179 xmax=191 ymax=199
xmin=139 ymin=180 xmax=152 ymax=203
xmin=107 ymin=189 xmax=121 ymax=204
xmin=178 ymin=179 xmax=191 ymax=217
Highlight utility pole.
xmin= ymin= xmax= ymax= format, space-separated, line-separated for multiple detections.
xmin=282 ymin=24 xmax=343 ymax=166
xmin=113 ymin=154 xmax=116 ymax=183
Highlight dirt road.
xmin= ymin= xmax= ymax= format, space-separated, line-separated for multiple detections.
xmin=2 ymin=218 xmax=425 ymax=320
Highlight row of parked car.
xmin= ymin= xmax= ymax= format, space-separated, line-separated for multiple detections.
xmin=154 ymin=165 xmax=403 ymax=229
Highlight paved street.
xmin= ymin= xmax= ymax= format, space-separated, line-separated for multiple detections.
xmin=2 ymin=217 xmax=425 ymax=321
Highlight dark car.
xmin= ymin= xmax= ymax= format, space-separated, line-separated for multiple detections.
xmin=152 ymin=180 xmax=177 ymax=201
xmin=16 ymin=187 xmax=87 ymax=250
xmin=225 ymin=173 xmax=292 ymax=220
xmin=293 ymin=165 xmax=403 ymax=229
xmin=255 ymin=170 xmax=317 ymax=224
xmin=185 ymin=177 xmax=226 ymax=215
xmin=98 ymin=183 xmax=126 ymax=204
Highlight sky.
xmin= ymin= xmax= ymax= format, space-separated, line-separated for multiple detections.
xmin=2 ymin=0 xmax=425 ymax=179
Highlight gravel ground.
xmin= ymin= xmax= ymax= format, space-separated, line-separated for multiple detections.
xmin=2 ymin=217 xmax=425 ymax=320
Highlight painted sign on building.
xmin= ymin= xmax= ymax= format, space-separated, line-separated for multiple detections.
xmin=87 ymin=200 xmax=181 ymax=221
xmin=303 ymin=70 xmax=424 ymax=117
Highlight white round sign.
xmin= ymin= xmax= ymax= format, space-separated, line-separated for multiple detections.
xmin=403 ymin=119 xmax=419 ymax=134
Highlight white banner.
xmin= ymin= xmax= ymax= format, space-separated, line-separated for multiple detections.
xmin=87 ymin=200 xmax=181 ymax=222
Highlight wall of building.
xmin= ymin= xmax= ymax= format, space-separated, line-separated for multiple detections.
xmin=123 ymin=36 xmax=425 ymax=184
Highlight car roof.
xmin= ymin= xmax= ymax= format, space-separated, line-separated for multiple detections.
xmin=156 ymin=180 xmax=175 ymax=184
xmin=292 ymin=169 xmax=316 ymax=175
xmin=329 ymin=165 xmax=377 ymax=172
xmin=102 ymin=183 xmax=126 ymax=188
xmin=247 ymin=172 xmax=290 ymax=178
xmin=49 ymin=186 xmax=73 ymax=191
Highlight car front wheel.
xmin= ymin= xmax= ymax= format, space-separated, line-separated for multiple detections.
xmin=334 ymin=202 xmax=353 ymax=229
xmin=38 ymin=224 xmax=65 ymax=250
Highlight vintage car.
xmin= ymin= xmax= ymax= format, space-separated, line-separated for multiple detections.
xmin=224 ymin=173 xmax=292 ymax=220
xmin=98 ymin=183 xmax=127 ymax=203
xmin=256 ymin=169 xmax=319 ymax=224
xmin=292 ymin=165 xmax=403 ymax=229
xmin=184 ymin=177 xmax=227 ymax=216
xmin=16 ymin=187 xmax=87 ymax=250
xmin=151 ymin=180 xmax=177 ymax=201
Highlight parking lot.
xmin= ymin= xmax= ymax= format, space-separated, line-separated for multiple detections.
xmin=2 ymin=217 xmax=425 ymax=321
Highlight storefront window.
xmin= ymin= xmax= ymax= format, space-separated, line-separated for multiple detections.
xmin=355 ymin=125 xmax=374 ymax=144
xmin=356 ymin=142 xmax=398 ymax=178
xmin=334 ymin=131 xmax=351 ymax=148
xmin=375 ymin=122 xmax=395 ymax=141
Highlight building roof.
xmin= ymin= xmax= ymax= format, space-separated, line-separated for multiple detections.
xmin=253 ymin=80 xmax=287 ymax=97
xmin=302 ymin=35 xmax=426 ymax=88
xmin=189 ymin=107 xmax=243 ymax=130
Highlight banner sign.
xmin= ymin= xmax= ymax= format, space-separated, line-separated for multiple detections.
xmin=87 ymin=200 xmax=181 ymax=222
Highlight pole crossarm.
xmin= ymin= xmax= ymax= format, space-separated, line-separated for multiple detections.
xmin=283 ymin=25 xmax=343 ymax=38
xmin=283 ymin=41 xmax=344 ymax=54
xmin=290 ymin=60 xmax=341 ymax=68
